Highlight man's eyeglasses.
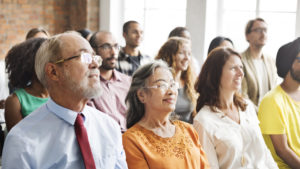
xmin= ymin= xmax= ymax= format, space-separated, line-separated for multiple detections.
xmin=251 ymin=28 xmax=267 ymax=34
xmin=54 ymin=52 xmax=102 ymax=65
xmin=295 ymin=57 xmax=300 ymax=62
xmin=97 ymin=43 xmax=120 ymax=52
xmin=144 ymin=81 xmax=179 ymax=92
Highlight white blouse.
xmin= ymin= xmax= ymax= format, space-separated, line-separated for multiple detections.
xmin=193 ymin=100 xmax=278 ymax=169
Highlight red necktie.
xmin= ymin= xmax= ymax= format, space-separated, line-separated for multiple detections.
xmin=75 ymin=114 xmax=96 ymax=169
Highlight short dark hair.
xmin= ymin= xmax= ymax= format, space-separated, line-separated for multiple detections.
xmin=207 ymin=36 xmax=234 ymax=54
xmin=26 ymin=27 xmax=49 ymax=40
xmin=123 ymin=20 xmax=139 ymax=34
xmin=77 ymin=29 xmax=92 ymax=39
xmin=195 ymin=47 xmax=247 ymax=113
xmin=89 ymin=31 xmax=99 ymax=49
xmin=245 ymin=18 xmax=266 ymax=35
xmin=5 ymin=38 xmax=47 ymax=89
xmin=168 ymin=27 xmax=188 ymax=38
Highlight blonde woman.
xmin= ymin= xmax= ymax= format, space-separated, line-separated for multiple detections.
xmin=155 ymin=37 xmax=197 ymax=123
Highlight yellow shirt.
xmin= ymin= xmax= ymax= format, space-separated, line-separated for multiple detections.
xmin=123 ymin=120 xmax=210 ymax=169
xmin=258 ymin=85 xmax=300 ymax=169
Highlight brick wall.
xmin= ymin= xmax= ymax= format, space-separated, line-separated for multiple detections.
xmin=87 ymin=0 xmax=99 ymax=32
xmin=0 ymin=0 xmax=99 ymax=59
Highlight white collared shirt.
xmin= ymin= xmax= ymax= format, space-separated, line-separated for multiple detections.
xmin=193 ymin=100 xmax=278 ymax=169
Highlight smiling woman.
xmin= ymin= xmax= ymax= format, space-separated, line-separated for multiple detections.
xmin=123 ymin=60 xmax=210 ymax=169
xmin=155 ymin=37 xmax=197 ymax=124
xmin=193 ymin=47 xmax=278 ymax=169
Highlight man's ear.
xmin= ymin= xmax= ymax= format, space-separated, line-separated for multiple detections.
xmin=45 ymin=63 xmax=60 ymax=81
xmin=123 ymin=32 xmax=127 ymax=39
xmin=137 ymin=89 xmax=146 ymax=103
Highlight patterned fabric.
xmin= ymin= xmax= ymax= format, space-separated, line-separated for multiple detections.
xmin=123 ymin=120 xmax=210 ymax=169
xmin=116 ymin=47 xmax=152 ymax=76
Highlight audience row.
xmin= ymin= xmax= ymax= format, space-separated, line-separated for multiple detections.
xmin=0 ymin=17 xmax=299 ymax=169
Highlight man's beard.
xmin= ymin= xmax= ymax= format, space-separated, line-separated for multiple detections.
xmin=290 ymin=67 xmax=300 ymax=83
xmin=63 ymin=69 xmax=102 ymax=99
xmin=101 ymin=55 xmax=116 ymax=70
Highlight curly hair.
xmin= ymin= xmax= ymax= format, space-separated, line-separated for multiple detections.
xmin=195 ymin=47 xmax=247 ymax=113
xmin=5 ymin=38 xmax=47 ymax=89
xmin=155 ymin=37 xmax=197 ymax=115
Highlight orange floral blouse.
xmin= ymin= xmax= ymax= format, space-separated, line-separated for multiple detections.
xmin=123 ymin=120 xmax=210 ymax=169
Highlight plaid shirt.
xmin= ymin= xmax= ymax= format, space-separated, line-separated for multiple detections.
xmin=116 ymin=47 xmax=152 ymax=76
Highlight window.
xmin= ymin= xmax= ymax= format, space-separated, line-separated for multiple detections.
xmin=123 ymin=0 xmax=187 ymax=57
xmin=207 ymin=0 xmax=298 ymax=59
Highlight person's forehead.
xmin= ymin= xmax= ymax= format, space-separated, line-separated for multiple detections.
xmin=60 ymin=34 xmax=93 ymax=56
xmin=33 ymin=32 xmax=48 ymax=38
xmin=149 ymin=68 xmax=172 ymax=81
xmin=252 ymin=20 xmax=267 ymax=28
xmin=129 ymin=23 xmax=142 ymax=30
xmin=97 ymin=33 xmax=117 ymax=44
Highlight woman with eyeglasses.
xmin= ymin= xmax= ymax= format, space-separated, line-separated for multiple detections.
xmin=155 ymin=37 xmax=197 ymax=124
xmin=122 ymin=60 xmax=210 ymax=169
xmin=5 ymin=38 xmax=49 ymax=132
xmin=193 ymin=47 xmax=278 ymax=169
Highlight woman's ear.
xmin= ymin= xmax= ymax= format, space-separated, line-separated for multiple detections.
xmin=137 ymin=89 xmax=146 ymax=103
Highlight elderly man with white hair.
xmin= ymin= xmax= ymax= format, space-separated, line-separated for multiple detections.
xmin=2 ymin=32 xmax=128 ymax=169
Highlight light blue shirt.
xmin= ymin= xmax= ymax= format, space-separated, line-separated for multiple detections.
xmin=2 ymin=99 xmax=128 ymax=169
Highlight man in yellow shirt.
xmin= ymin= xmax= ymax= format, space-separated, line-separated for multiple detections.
xmin=258 ymin=37 xmax=300 ymax=169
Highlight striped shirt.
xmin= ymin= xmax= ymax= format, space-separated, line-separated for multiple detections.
xmin=116 ymin=47 xmax=152 ymax=76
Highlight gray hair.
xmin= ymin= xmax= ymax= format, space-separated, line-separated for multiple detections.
xmin=126 ymin=60 xmax=171 ymax=129
xmin=35 ymin=31 xmax=80 ymax=88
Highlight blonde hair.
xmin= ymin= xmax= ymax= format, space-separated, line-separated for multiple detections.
xmin=155 ymin=37 xmax=197 ymax=116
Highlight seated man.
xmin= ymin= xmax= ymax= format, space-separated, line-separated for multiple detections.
xmin=258 ymin=38 xmax=300 ymax=168
xmin=2 ymin=32 xmax=128 ymax=169
xmin=89 ymin=31 xmax=131 ymax=132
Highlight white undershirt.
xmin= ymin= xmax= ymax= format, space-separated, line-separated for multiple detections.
xmin=252 ymin=59 xmax=269 ymax=104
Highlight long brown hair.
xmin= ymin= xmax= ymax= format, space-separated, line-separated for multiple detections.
xmin=155 ymin=37 xmax=197 ymax=116
xmin=195 ymin=47 xmax=247 ymax=112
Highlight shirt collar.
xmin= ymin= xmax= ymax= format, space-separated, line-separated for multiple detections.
xmin=119 ymin=47 xmax=143 ymax=59
xmin=46 ymin=98 xmax=88 ymax=125
xmin=100 ymin=69 xmax=122 ymax=82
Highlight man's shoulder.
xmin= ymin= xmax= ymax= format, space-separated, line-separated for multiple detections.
xmin=118 ymin=48 xmax=128 ymax=60
xmin=260 ymin=86 xmax=285 ymax=105
xmin=114 ymin=70 xmax=132 ymax=82
xmin=4 ymin=104 xmax=51 ymax=147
